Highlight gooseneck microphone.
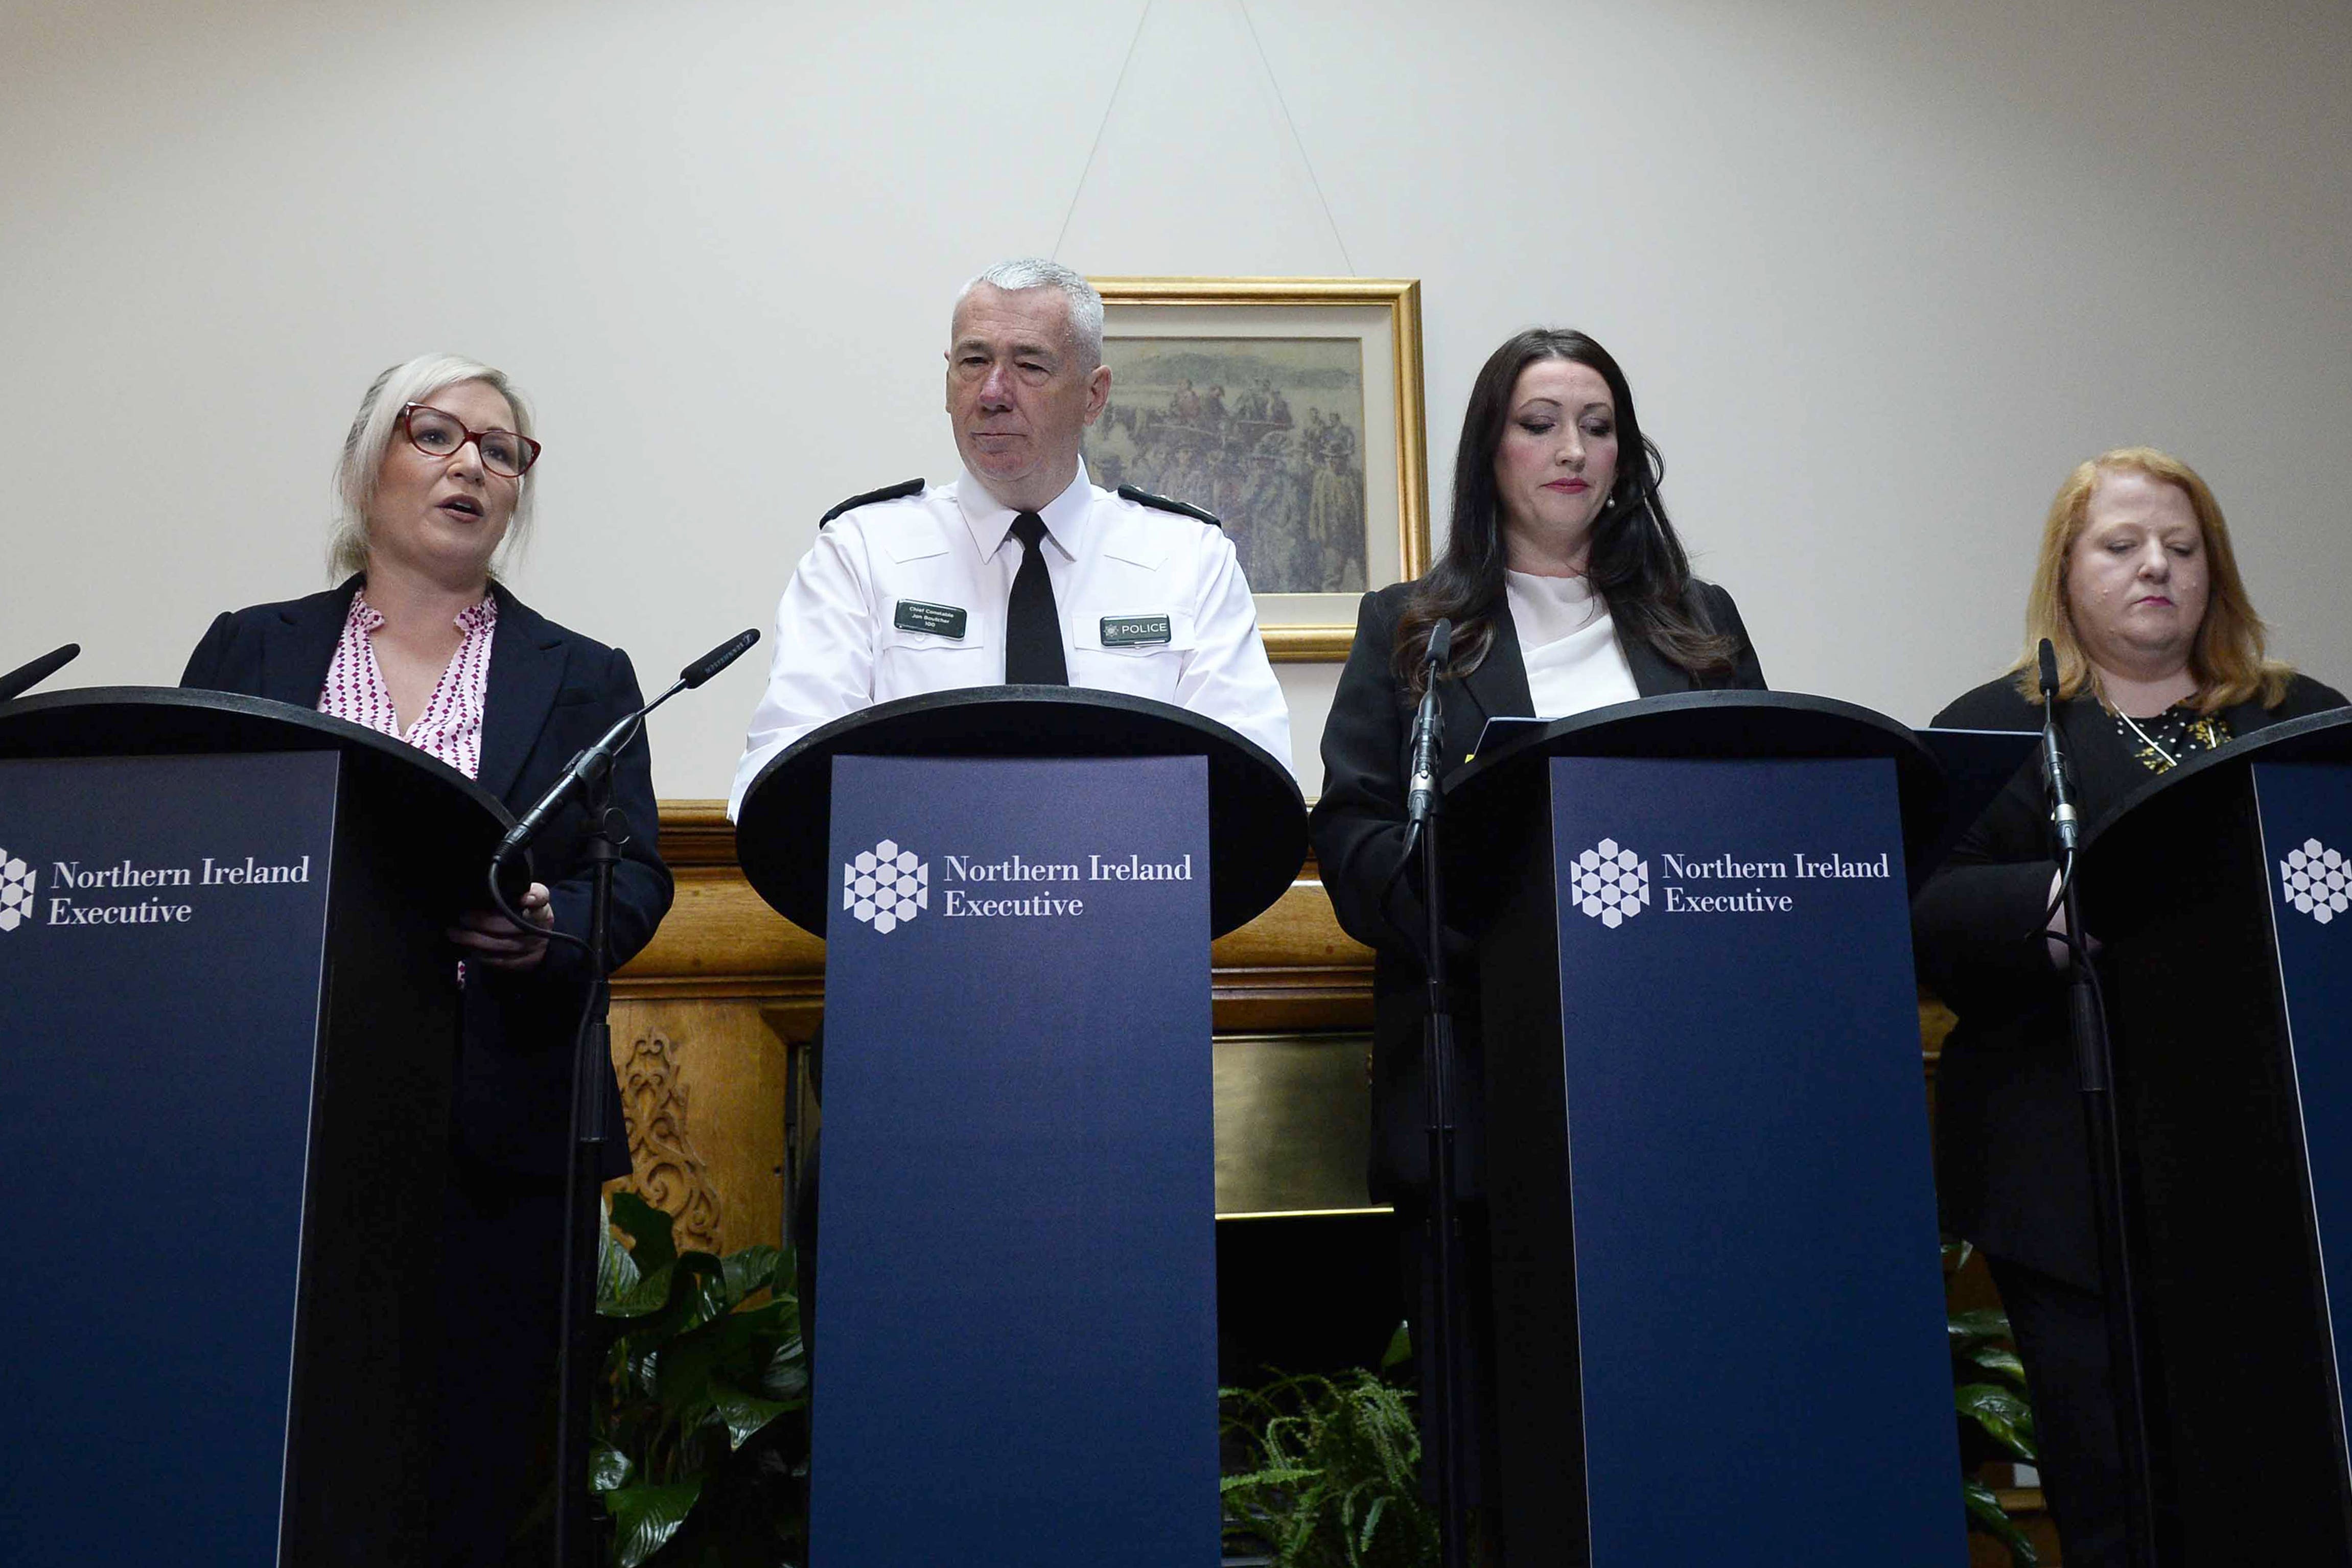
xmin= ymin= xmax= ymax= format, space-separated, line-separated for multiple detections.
xmin=497 ymin=628 xmax=761 ymax=865
xmin=515 ymin=624 xmax=762 ymax=1568
xmin=2038 ymin=638 xmax=2079 ymax=853
xmin=1406 ymin=619 xmax=1454 ymax=829
xmin=0 ymin=643 xmax=80 ymax=704
xmin=681 ymin=627 xmax=760 ymax=689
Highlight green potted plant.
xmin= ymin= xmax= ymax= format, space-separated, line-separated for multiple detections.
xmin=1947 ymin=1239 xmax=2042 ymax=1566
xmin=1220 ymin=1324 xmax=1438 ymax=1567
xmin=592 ymin=1192 xmax=808 ymax=1568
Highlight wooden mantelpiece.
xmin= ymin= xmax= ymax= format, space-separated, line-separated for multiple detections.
xmin=606 ymin=802 xmax=1951 ymax=1256
xmin=615 ymin=801 xmax=1377 ymax=1035
xmin=603 ymin=802 xmax=1381 ymax=1258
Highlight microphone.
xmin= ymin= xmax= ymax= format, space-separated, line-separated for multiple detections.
xmin=1406 ymin=619 xmax=1454 ymax=828
xmin=682 ymin=627 xmax=760 ymax=688
xmin=497 ymin=629 xmax=761 ymax=864
xmin=2038 ymin=638 xmax=2078 ymax=853
xmin=0 ymin=643 xmax=79 ymax=704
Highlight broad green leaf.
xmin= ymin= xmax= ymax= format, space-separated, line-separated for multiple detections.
xmin=1380 ymin=1320 xmax=1413 ymax=1372
xmin=602 ymin=1478 xmax=702 ymax=1568
xmin=1948 ymin=1308 xmax=2013 ymax=1344
xmin=708 ymin=1376 xmax=793 ymax=1450
xmin=625 ymin=1254 xmax=727 ymax=1340
xmin=1965 ymin=1344 xmax=2029 ymax=1386
xmin=609 ymin=1190 xmax=678 ymax=1274
xmin=598 ymin=1203 xmax=642 ymax=1310
xmin=1957 ymin=1382 xmax=2039 ymax=1462
xmin=589 ymin=1444 xmax=632 ymax=1493
xmin=604 ymin=1259 xmax=676 ymax=1320
xmin=1943 ymin=1236 xmax=1976 ymax=1273
xmin=756 ymin=1336 xmax=809 ymax=1405
xmin=1963 ymin=1476 xmax=2042 ymax=1565
xmin=657 ymin=1314 xmax=746 ymax=1411
xmin=721 ymin=1244 xmax=782 ymax=1304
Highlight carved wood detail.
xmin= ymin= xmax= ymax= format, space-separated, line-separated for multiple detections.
xmin=613 ymin=1024 xmax=723 ymax=1254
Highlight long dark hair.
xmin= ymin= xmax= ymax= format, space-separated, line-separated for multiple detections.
xmin=1393 ymin=327 xmax=1738 ymax=692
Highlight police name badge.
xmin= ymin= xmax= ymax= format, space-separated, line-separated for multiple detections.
xmin=1099 ymin=614 xmax=1173 ymax=648
xmin=894 ymin=600 xmax=968 ymax=639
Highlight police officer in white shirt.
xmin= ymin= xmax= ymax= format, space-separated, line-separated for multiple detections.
xmin=727 ymin=258 xmax=1293 ymax=820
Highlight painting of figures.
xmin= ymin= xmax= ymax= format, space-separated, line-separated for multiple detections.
xmin=1083 ymin=337 xmax=1368 ymax=594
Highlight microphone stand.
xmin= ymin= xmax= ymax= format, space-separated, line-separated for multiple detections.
xmin=551 ymin=756 xmax=624 ymax=1568
xmin=2041 ymin=651 xmax=2159 ymax=1568
xmin=484 ymin=628 xmax=759 ymax=1568
xmin=485 ymin=715 xmax=640 ymax=1568
xmin=1406 ymin=624 xmax=1472 ymax=1568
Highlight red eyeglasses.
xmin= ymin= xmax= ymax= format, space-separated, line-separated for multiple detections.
xmin=400 ymin=403 xmax=544 ymax=477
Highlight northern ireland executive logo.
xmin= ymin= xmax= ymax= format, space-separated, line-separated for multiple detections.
xmin=1571 ymin=838 xmax=1649 ymax=928
xmin=2283 ymin=838 xmax=2349 ymax=925
xmin=845 ymin=838 xmax=928 ymax=934
xmin=0 ymin=847 xmax=33 ymax=933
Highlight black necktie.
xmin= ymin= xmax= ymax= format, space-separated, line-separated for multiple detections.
xmin=1004 ymin=511 xmax=1068 ymax=685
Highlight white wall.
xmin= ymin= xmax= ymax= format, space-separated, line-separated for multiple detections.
xmin=6 ymin=0 xmax=2348 ymax=800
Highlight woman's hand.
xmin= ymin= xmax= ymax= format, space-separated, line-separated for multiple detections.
xmin=451 ymin=881 xmax=555 ymax=970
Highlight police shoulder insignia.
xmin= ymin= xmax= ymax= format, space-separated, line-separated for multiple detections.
xmin=819 ymin=477 xmax=925 ymax=526
xmin=1116 ymin=484 xmax=1222 ymax=529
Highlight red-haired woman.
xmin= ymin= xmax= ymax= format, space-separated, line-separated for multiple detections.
xmin=1916 ymin=446 xmax=2346 ymax=1568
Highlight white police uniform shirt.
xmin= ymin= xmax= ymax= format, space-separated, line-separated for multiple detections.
xmin=727 ymin=462 xmax=1294 ymax=818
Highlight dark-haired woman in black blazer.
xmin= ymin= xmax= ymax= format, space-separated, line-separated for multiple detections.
xmin=1309 ymin=328 xmax=1764 ymax=1548
xmin=181 ymin=353 xmax=671 ymax=1567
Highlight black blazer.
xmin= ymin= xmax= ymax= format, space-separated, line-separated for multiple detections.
xmin=180 ymin=576 xmax=674 ymax=1180
xmin=1913 ymin=670 xmax=2349 ymax=1287
xmin=1310 ymin=579 xmax=1767 ymax=1201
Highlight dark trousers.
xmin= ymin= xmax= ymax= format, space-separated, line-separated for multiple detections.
xmin=792 ymin=1026 xmax=823 ymax=1371
xmin=793 ymin=1128 xmax=820 ymax=1373
xmin=1395 ymin=1199 xmax=1503 ymax=1562
xmin=1988 ymin=1253 xmax=2125 ymax=1568
xmin=433 ymin=1153 xmax=565 ymax=1567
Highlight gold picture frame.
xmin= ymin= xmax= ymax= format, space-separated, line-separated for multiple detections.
xmin=1085 ymin=277 xmax=1431 ymax=662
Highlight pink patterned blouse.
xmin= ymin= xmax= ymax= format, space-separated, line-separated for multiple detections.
xmin=318 ymin=589 xmax=498 ymax=778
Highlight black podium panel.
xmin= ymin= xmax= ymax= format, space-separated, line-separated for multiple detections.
xmin=811 ymin=754 xmax=1219 ymax=1565
xmin=2081 ymin=713 xmax=2352 ymax=1563
xmin=1450 ymin=694 xmax=1963 ymax=1565
xmin=0 ymin=691 xmax=510 ymax=1567
xmin=734 ymin=690 xmax=1306 ymax=1565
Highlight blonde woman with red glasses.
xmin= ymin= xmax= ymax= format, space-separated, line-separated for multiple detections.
xmin=181 ymin=353 xmax=672 ymax=1565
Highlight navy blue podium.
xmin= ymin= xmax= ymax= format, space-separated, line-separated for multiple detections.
xmin=2077 ymin=708 xmax=2352 ymax=1563
xmin=735 ymin=688 xmax=1306 ymax=1566
xmin=1447 ymin=691 xmax=1967 ymax=1565
xmin=0 ymin=689 xmax=510 ymax=1567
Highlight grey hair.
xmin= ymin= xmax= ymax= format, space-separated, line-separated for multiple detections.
xmin=954 ymin=259 xmax=1105 ymax=368
xmin=328 ymin=353 xmax=538 ymax=580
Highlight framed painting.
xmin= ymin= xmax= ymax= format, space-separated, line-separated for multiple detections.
xmin=1082 ymin=277 xmax=1431 ymax=662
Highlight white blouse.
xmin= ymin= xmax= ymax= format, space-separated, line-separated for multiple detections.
xmin=1505 ymin=569 xmax=1640 ymax=718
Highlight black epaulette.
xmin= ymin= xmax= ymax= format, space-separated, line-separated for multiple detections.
xmin=1116 ymin=484 xmax=1223 ymax=529
xmin=819 ymin=477 xmax=925 ymax=526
